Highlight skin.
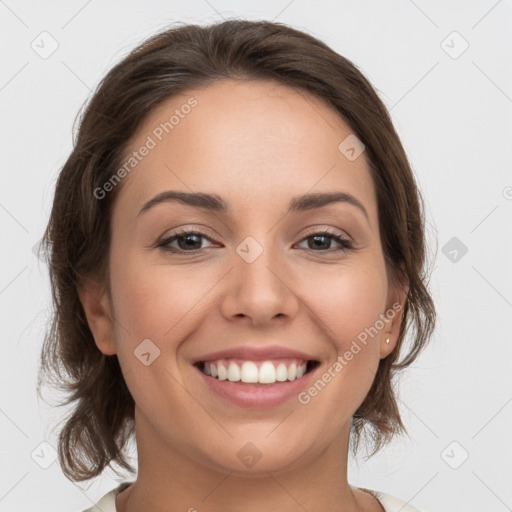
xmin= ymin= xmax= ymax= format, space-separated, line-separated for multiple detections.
xmin=79 ymin=79 xmax=407 ymax=512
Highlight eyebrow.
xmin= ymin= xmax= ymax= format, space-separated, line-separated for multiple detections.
xmin=138 ymin=190 xmax=369 ymax=221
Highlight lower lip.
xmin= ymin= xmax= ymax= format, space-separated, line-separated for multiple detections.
xmin=194 ymin=364 xmax=319 ymax=408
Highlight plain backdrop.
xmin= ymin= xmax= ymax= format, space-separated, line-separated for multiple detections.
xmin=1 ymin=1 xmax=511 ymax=511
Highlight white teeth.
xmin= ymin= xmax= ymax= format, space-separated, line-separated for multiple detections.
xmin=276 ymin=363 xmax=288 ymax=381
xmin=201 ymin=359 xmax=309 ymax=384
xmin=217 ymin=362 xmax=228 ymax=380
xmin=240 ymin=361 xmax=259 ymax=383
xmin=258 ymin=361 xmax=276 ymax=384
xmin=227 ymin=361 xmax=241 ymax=382
xmin=288 ymin=362 xmax=298 ymax=381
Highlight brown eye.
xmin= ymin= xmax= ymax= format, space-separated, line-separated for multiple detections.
xmin=296 ymin=232 xmax=354 ymax=252
xmin=158 ymin=230 xmax=216 ymax=253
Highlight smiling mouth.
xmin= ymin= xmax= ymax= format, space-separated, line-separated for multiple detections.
xmin=194 ymin=359 xmax=321 ymax=385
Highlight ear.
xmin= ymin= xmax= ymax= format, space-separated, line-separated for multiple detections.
xmin=77 ymin=277 xmax=117 ymax=356
xmin=380 ymin=271 xmax=409 ymax=359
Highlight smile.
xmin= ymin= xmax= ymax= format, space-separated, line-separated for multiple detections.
xmin=193 ymin=358 xmax=321 ymax=407
xmin=196 ymin=358 xmax=319 ymax=384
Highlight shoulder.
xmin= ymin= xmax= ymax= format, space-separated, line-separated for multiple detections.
xmin=80 ymin=482 xmax=134 ymax=512
xmin=357 ymin=487 xmax=430 ymax=512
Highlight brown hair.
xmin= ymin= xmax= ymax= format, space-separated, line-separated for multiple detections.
xmin=37 ymin=18 xmax=436 ymax=482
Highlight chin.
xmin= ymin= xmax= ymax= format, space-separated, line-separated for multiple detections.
xmin=199 ymin=437 xmax=311 ymax=476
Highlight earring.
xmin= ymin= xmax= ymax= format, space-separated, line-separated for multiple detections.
xmin=385 ymin=338 xmax=390 ymax=344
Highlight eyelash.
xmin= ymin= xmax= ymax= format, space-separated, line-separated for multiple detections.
xmin=156 ymin=228 xmax=355 ymax=254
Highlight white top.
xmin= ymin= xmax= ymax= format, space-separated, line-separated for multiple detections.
xmin=81 ymin=482 xmax=429 ymax=512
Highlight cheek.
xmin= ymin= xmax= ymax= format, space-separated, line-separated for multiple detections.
xmin=298 ymin=260 xmax=388 ymax=411
xmin=303 ymin=261 xmax=388 ymax=346
xmin=289 ymin=261 xmax=389 ymax=433
xmin=108 ymin=250 xmax=221 ymax=355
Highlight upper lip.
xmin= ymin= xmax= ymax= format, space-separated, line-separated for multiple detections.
xmin=192 ymin=344 xmax=319 ymax=364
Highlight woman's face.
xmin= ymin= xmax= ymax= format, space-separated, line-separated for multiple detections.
xmin=83 ymin=79 xmax=405 ymax=475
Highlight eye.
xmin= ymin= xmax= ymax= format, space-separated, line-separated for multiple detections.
xmin=156 ymin=229 xmax=354 ymax=254
xmin=295 ymin=230 xmax=354 ymax=252
xmin=157 ymin=230 xmax=217 ymax=253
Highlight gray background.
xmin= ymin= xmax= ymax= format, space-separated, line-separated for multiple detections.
xmin=1 ymin=1 xmax=511 ymax=511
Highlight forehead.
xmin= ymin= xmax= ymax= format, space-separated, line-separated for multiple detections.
xmin=115 ymin=78 xmax=376 ymax=220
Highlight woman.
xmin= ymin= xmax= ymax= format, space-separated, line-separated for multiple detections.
xmin=38 ymin=19 xmax=436 ymax=512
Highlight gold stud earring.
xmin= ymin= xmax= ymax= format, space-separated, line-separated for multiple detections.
xmin=385 ymin=338 xmax=390 ymax=344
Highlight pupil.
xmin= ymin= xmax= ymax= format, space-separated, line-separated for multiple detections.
xmin=180 ymin=234 xmax=201 ymax=250
xmin=311 ymin=235 xmax=329 ymax=250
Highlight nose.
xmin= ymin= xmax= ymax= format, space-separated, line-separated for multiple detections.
xmin=220 ymin=241 xmax=300 ymax=326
